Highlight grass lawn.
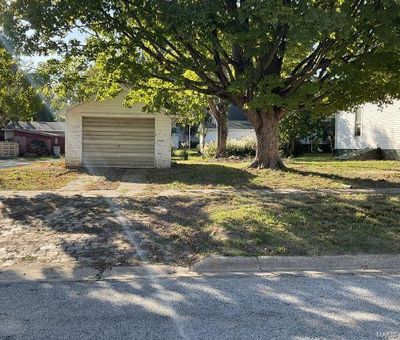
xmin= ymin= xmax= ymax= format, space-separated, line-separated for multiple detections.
xmin=147 ymin=153 xmax=400 ymax=190
xmin=120 ymin=192 xmax=400 ymax=264
xmin=0 ymin=160 xmax=80 ymax=190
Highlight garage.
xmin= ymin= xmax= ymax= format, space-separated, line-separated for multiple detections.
xmin=64 ymin=90 xmax=171 ymax=168
xmin=82 ymin=117 xmax=155 ymax=168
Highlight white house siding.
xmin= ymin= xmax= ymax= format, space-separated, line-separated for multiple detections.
xmin=65 ymin=109 xmax=82 ymax=166
xmin=205 ymin=128 xmax=255 ymax=144
xmin=154 ymin=115 xmax=172 ymax=167
xmin=335 ymin=101 xmax=400 ymax=157
xmin=65 ymin=91 xmax=171 ymax=168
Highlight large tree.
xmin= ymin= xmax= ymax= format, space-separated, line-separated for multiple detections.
xmin=5 ymin=0 xmax=400 ymax=168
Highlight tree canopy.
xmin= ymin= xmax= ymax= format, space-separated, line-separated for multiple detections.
xmin=4 ymin=0 xmax=400 ymax=167
xmin=0 ymin=45 xmax=46 ymax=127
xmin=0 ymin=3 xmax=48 ymax=127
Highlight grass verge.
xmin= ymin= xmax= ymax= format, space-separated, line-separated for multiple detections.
xmin=120 ymin=192 xmax=400 ymax=265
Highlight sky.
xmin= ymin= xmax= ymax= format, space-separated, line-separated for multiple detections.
xmin=21 ymin=28 xmax=87 ymax=67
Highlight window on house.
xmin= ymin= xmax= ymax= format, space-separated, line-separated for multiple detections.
xmin=354 ymin=109 xmax=362 ymax=137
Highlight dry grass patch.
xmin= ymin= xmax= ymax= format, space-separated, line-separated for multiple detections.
xmin=0 ymin=160 xmax=79 ymax=190
xmin=83 ymin=168 xmax=125 ymax=191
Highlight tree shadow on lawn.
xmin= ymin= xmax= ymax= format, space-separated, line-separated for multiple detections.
xmin=286 ymin=167 xmax=400 ymax=189
xmin=147 ymin=163 xmax=265 ymax=189
xmin=0 ymin=192 xmax=399 ymax=270
xmin=80 ymin=167 xmax=127 ymax=181
xmin=147 ymin=162 xmax=400 ymax=190
xmin=216 ymin=192 xmax=400 ymax=256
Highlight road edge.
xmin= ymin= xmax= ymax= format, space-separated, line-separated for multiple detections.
xmin=192 ymin=254 xmax=400 ymax=273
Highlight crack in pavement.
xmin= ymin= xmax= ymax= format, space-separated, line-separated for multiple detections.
xmin=102 ymin=196 xmax=190 ymax=340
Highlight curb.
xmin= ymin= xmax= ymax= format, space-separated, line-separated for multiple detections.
xmin=0 ymin=264 xmax=195 ymax=283
xmin=192 ymin=255 xmax=400 ymax=273
xmin=1 ymin=255 xmax=399 ymax=283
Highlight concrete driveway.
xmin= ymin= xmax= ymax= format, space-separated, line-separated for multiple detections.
xmin=0 ymin=272 xmax=399 ymax=339
xmin=0 ymin=159 xmax=31 ymax=169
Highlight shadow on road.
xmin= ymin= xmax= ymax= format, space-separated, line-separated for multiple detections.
xmin=0 ymin=267 xmax=399 ymax=339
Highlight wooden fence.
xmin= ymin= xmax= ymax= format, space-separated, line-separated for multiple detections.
xmin=0 ymin=142 xmax=19 ymax=158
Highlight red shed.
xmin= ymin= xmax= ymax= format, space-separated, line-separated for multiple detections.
xmin=2 ymin=122 xmax=65 ymax=156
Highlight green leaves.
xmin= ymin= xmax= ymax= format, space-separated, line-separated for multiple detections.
xmin=4 ymin=0 xmax=400 ymax=122
xmin=0 ymin=46 xmax=44 ymax=127
xmin=125 ymin=78 xmax=209 ymax=126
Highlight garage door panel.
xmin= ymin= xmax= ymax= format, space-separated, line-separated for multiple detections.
xmin=83 ymin=126 xmax=154 ymax=133
xmin=83 ymin=131 xmax=155 ymax=137
xmin=83 ymin=162 xmax=154 ymax=168
xmin=83 ymin=152 xmax=155 ymax=158
xmin=83 ymin=117 xmax=153 ymax=123
xmin=83 ymin=136 xmax=154 ymax=146
xmin=83 ymin=159 xmax=155 ymax=166
xmin=83 ymin=145 xmax=155 ymax=151
xmin=82 ymin=117 xmax=155 ymax=168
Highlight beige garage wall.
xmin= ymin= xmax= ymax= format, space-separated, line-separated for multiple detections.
xmin=65 ymin=92 xmax=171 ymax=168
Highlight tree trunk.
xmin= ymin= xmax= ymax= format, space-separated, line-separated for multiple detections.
xmin=208 ymin=98 xmax=228 ymax=158
xmin=246 ymin=109 xmax=286 ymax=170
xmin=215 ymin=113 xmax=228 ymax=158
xmin=188 ymin=125 xmax=191 ymax=151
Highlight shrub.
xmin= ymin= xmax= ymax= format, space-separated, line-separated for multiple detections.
xmin=172 ymin=148 xmax=189 ymax=160
xmin=27 ymin=140 xmax=49 ymax=156
xmin=203 ymin=137 xmax=257 ymax=158
xmin=202 ymin=142 xmax=217 ymax=158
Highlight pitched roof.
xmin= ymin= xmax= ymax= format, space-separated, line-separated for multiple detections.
xmin=3 ymin=121 xmax=65 ymax=136
xmin=228 ymin=120 xmax=253 ymax=129
xmin=227 ymin=105 xmax=248 ymax=121
xmin=4 ymin=121 xmax=65 ymax=131
xmin=207 ymin=105 xmax=253 ymax=129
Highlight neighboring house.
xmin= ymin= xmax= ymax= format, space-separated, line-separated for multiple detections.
xmin=3 ymin=121 xmax=65 ymax=155
xmin=204 ymin=105 xmax=255 ymax=144
xmin=171 ymin=125 xmax=200 ymax=148
xmin=171 ymin=106 xmax=254 ymax=148
xmin=65 ymin=90 xmax=171 ymax=168
xmin=335 ymin=101 xmax=400 ymax=159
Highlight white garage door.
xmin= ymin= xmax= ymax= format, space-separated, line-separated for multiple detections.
xmin=82 ymin=117 xmax=155 ymax=168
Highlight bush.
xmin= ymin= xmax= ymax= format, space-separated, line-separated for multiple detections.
xmin=27 ymin=140 xmax=49 ymax=156
xmin=202 ymin=143 xmax=217 ymax=158
xmin=172 ymin=148 xmax=190 ymax=160
xmin=203 ymin=137 xmax=257 ymax=158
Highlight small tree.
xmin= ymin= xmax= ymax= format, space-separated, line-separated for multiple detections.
xmin=279 ymin=111 xmax=325 ymax=157
xmin=208 ymin=98 xmax=229 ymax=158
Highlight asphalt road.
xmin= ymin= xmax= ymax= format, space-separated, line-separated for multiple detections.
xmin=1 ymin=272 xmax=399 ymax=340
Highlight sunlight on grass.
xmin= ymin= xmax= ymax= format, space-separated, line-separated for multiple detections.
xmin=203 ymin=193 xmax=400 ymax=257
xmin=147 ymin=154 xmax=400 ymax=190
xmin=120 ymin=192 xmax=400 ymax=263
xmin=0 ymin=160 xmax=79 ymax=190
